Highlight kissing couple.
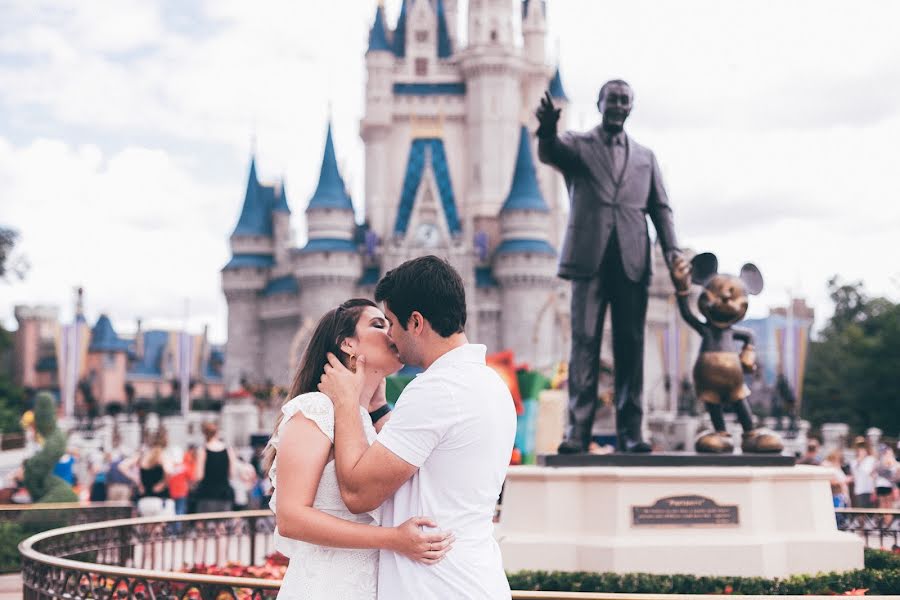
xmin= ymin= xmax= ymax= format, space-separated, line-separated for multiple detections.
xmin=264 ymin=256 xmax=517 ymax=599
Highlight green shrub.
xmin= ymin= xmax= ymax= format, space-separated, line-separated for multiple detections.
xmin=0 ymin=523 xmax=24 ymax=573
xmin=506 ymin=563 xmax=900 ymax=595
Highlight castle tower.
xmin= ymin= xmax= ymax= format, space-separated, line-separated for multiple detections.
xmin=86 ymin=314 xmax=129 ymax=405
xmin=460 ymin=0 xmax=522 ymax=243
xmin=494 ymin=126 xmax=560 ymax=368
xmin=522 ymin=0 xmax=547 ymax=65
xmin=296 ymin=123 xmax=361 ymax=319
xmin=362 ymin=2 xmax=394 ymax=241
xmin=222 ymin=157 xmax=273 ymax=388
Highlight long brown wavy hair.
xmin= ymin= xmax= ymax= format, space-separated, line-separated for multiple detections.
xmin=261 ymin=298 xmax=376 ymax=475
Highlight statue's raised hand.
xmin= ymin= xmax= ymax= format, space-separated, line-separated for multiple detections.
xmin=535 ymin=90 xmax=561 ymax=138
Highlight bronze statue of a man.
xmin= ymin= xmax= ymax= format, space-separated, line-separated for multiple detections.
xmin=536 ymin=80 xmax=684 ymax=453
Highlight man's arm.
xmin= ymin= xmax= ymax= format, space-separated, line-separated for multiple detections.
xmin=332 ymin=398 xmax=417 ymax=514
xmin=535 ymin=90 xmax=582 ymax=173
xmin=646 ymin=153 xmax=680 ymax=266
xmin=319 ymin=354 xmax=419 ymax=514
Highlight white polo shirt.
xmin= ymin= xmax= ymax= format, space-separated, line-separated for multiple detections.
xmin=376 ymin=344 xmax=516 ymax=599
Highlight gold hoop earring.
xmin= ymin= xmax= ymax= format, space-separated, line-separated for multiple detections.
xmin=349 ymin=354 xmax=357 ymax=373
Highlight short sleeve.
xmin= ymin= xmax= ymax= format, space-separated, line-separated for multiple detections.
xmin=376 ymin=379 xmax=455 ymax=468
xmin=279 ymin=392 xmax=335 ymax=443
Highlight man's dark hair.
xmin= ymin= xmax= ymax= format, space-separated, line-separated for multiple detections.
xmin=375 ymin=255 xmax=466 ymax=337
xmin=598 ymin=79 xmax=632 ymax=103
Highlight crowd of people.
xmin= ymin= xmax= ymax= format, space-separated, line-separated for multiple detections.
xmin=7 ymin=420 xmax=271 ymax=516
xmin=798 ymin=435 xmax=900 ymax=511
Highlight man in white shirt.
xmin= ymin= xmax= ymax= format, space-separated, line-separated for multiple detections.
xmin=319 ymin=256 xmax=516 ymax=599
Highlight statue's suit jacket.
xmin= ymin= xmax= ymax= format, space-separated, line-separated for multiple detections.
xmin=538 ymin=126 xmax=678 ymax=282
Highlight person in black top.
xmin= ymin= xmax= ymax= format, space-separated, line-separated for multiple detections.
xmin=194 ymin=421 xmax=236 ymax=512
xmin=136 ymin=430 xmax=174 ymax=516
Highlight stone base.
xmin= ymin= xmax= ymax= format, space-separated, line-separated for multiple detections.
xmin=496 ymin=465 xmax=863 ymax=578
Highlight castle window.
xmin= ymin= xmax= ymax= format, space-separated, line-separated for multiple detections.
xmin=490 ymin=29 xmax=498 ymax=42
xmin=415 ymin=58 xmax=428 ymax=76
xmin=415 ymin=30 xmax=428 ymax=43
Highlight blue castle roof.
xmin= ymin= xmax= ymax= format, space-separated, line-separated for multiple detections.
xmin=475 ymin=266 xmax=499 ymax=288
xmin=307 ymin=122 xmax=354 ymax=212
xmin=272 ymin=182 xmax=290 ymax=213
xmin=223 ymin=253 xmax=275 ymax=270
xmin=392 ymin=0 xmax=409 ymax=57
xmin=435 ymin=0 xmax=453 ymax=58
xmin=394 ymin=138 xmax=461 ymax=236
xmin=358 ymin=265 xmax=380 ymax=286
xmin=128 ymin=330 xmax=169 ymax=377
xmin=549 ymin=67 xmax=568 ymax=102
xmin=367 ymin=3 xmax=391 ymax=53
xmin=89 ymin=315 xmax=130 ymax=353
xmin=501 ymin=126 xmax=549 ymax=213
xmin=391 ymin=0 xmax=450 ymax=59
xmin=261 ymin=275 xmax=299 ymax=296
xmin=298 ymin=238 xmax=357 ymax=254
xmin=495 ymin=238 xmax=557 ymax=256
xmin=232 ymin=158 xmax=274 ymax=237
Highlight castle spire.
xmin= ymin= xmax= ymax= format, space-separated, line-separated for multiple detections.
xmin=367 ymin=2 xmax=391 ymax=54
xmin=392 ymin=0 xmax=409 ymax=57
xmin=501 ymin=126 xmax=549 ymax=213
xmin=231 ymin=156 xmax=273 ymax=237
xmin=307 ymin=122 xmax=353 ymax=212
xmin=549 ymin=67 xmax=569 ymax=102
xmin=436 ymin=0 xmax=453 ymax=58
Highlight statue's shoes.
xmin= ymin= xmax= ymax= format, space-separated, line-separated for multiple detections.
xmin=557 ymin=439 xmax=587 ymax=455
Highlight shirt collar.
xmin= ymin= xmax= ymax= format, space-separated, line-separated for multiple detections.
xmin=426 ymin=343 xmax=487 ymax=372
xmin=605 ymin=131 xmax=625 ymax=146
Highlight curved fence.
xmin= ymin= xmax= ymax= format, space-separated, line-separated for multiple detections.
xmin=20 ymin=511 xmax=278 ymax=599
xmin=18 ymin=508 xmax=900 ymax=599
xmin=1 ymin=502 xmax=134 ymax=575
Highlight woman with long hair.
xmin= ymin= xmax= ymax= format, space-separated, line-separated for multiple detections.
xmin=135 ymin=429 xmax=175 ymax=517
xmin=264 ymin=299 xmax=453 ymax=600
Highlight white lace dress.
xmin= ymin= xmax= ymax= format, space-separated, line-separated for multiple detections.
xmin=268 ymin=392 xmax=381 ymax=600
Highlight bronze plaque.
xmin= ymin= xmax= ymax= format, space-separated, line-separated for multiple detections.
xmin=632 ymin=495 xmax=739 ymax=527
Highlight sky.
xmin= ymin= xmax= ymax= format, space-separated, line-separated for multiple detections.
xmin=2 ymin=0 xmax=899 ymax=344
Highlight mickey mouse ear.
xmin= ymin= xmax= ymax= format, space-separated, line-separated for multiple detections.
xmin=690 ymin=252 xmax=718 ymax=285
xmin=740 ymin=263 xmax=764 ymax=295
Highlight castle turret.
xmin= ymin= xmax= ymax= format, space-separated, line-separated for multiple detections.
xmin=522 ymin=0 xmax=547 ymax=65
xmin=495 ymin=126 xmax=559 ymax=368
xmin=461 ymin=0 xmax=522 ymax=233
xmin=222 ymin=157 xmax=272 ymax=388
xmin=297 ymin=123 xmax=361 ymax=318
xmin=363 ymin=2 xmax=394 ymax=243
xmin=86 ymin=314 xmax=129 ymax=405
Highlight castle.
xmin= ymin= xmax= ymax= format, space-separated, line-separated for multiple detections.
xmin=13 ymin=294 xmax=225 ymax=413
xmin=221 ymin=0 xmax=690 ymax=426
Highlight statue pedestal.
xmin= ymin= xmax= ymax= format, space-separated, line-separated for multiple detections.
xmin=496 ymin=462 xmax=863 ymax=578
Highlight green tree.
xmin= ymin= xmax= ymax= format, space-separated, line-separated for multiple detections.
xmin=804 ymin=277 xmax=900 ymax=434
xmin=22 ymin=393 xmax=78 ymax=503
xmin=0 ymin=325 xmax=25 ymax=435
xmin=0 ymin=226 xmax=28 ymax=281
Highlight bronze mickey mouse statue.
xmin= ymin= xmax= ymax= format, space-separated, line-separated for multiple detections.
xmin=671 ymin=252 xmax=783 ymax=454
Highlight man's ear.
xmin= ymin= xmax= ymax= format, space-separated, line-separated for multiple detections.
xmin=409 ymin=311 xmax=426 ymax=335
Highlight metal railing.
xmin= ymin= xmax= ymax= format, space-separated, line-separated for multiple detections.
xmin=19 ymin=508 xmax=895 ymax=599
xmin=835 ymin=507 xmax=900 ymax=549
xmin=20 ymin=510 xmax=278 ymax=599
xmin=0 ymin=501 xmax=134 ymax=527
xmin=1 ymin=502 xmax=134 ymax=575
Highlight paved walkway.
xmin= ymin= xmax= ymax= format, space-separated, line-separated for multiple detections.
xmin=0 ymin=574 xmax=21 ymax=599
